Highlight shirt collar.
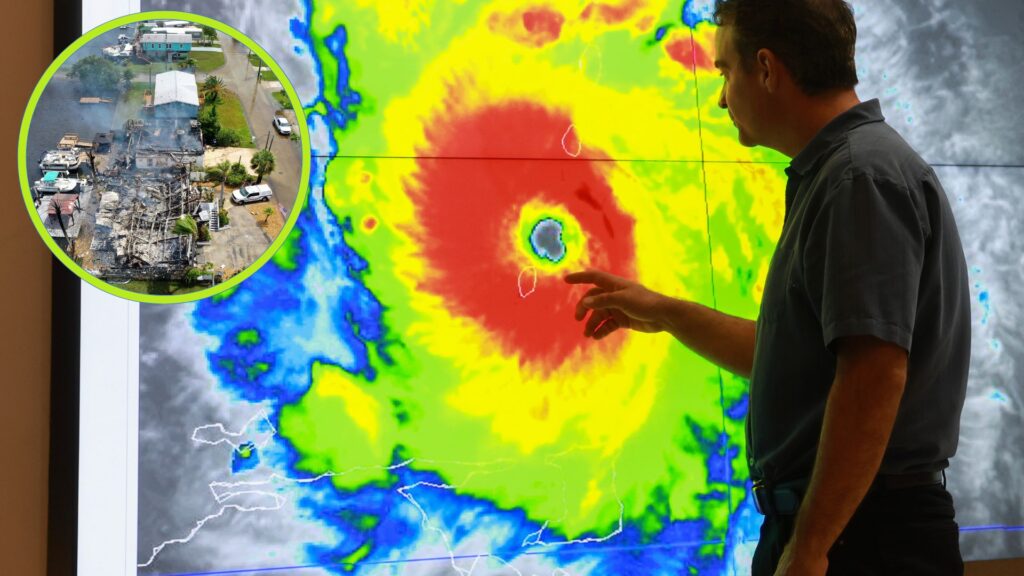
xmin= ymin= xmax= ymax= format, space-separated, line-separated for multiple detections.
xmin=786 ymin=99 xmax=885 ymax=178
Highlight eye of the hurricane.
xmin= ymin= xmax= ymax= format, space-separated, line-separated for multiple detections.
xmin=407 ymin=99 xmax=637 ymax=371
xmin=530 ymin=218 xmax=566 ymax=263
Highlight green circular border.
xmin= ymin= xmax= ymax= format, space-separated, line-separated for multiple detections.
xmin=18 ymin=10 xmax=311 ymax=304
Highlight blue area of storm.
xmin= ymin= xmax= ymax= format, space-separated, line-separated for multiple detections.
xmin=979 ymin=290 xmax=990 ymax=325
xmin=231 ymin=441 xmax=260 ymax=474
xmin=186 ymin=3 xmax=759 ymax=573
xmin=682 ymin=0 xmax=716 ymax=28
xmin=530 ymin=218 xmax=566 ymax=262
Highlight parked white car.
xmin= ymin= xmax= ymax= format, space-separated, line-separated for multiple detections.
xmin=231 ymin=184 xmax=273 ymax=204
xmin=273 ymin=115 xmax=292 ymax=135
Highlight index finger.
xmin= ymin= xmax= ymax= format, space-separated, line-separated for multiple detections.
xmin=564 ymin=269 xmax=621 ymax=288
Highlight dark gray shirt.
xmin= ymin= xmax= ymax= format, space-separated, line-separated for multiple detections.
xmin=747 ymin=99 xmax=971 ymax=484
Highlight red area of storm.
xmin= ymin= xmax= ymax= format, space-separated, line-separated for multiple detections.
xmin=409 ymin=101 xmax=637 ymax=370
xmin=666 ymin=36 xmax=714 ymax=72
xmin=489 ymin=7 xmax=565 ymax=48
xmin=581 ymin=0 xmax=643 ymax=24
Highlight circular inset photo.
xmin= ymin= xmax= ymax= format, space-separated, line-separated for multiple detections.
xmin=19 ymin=11 xmax=310 ymax=303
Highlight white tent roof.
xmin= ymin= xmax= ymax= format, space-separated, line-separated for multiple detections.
xmin=154 ymin=71 xmax=199 ymax=108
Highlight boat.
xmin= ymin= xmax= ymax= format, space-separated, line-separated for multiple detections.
xmin=33 ymin=171 xmax=78 ymax=194
xmin=102 ymin=43 xmax=133 ymax=60
xmin=39 ymin=150 xmax=81 ymax=171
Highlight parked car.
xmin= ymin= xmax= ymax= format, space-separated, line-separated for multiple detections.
xmin=273 ymin=114 xmax=292 ymax=135
xmin=231 ymin=184 xmax=273 ymax=204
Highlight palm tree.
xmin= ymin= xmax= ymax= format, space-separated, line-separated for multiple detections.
xmin=263 ymin=206 xmax=275 ymax=223
xmin=203 ymin=89 xmax=221 ymax=109
xmin=249 ymin=149 xmax=276 ymax=184
xmin=172 ymin=215 xmax=198 ymax=238
xmin=204 ymin=160 xmax=232 ymax=184
xmin=178 ymin=57 xmax=197 ymax=72
xmin=201 ymin=75 xmax=225 ymax=106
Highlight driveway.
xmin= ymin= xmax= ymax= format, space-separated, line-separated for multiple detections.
xmin=197 ymin=201 xmax=273 ymax=277
xmin=204 ymin=32 xmax=304 ymax=219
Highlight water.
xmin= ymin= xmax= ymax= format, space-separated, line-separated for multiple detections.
xmin=24 ymin=27 xmax=131 ymax=183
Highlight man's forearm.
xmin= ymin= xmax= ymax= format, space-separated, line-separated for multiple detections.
xmin=786 ymin=337 xmax=908 ymax=560
xmin=657 ymin=298 xmax=756 ymax=378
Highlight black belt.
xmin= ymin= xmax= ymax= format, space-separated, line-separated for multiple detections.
xmin=752 ymin=470 xmax=944 ymax=516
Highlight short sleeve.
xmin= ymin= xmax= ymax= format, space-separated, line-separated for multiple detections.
xmin=802 ymin=173 xmax=928 ymax=353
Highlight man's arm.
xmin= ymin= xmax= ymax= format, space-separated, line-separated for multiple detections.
xmin=658 ymin=297 xmax=757 ymax=379
xmin=565 ymin=270 xmax=756 ymax=378
xmin=775 ymin=335 xmax=909 ymax=576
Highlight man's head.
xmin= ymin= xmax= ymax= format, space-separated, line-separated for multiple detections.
xmin=713 ymin=0 xmax=859 ymax=152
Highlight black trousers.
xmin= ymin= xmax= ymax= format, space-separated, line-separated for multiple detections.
xmin=751 ymin=483 xmax=964 ymax=576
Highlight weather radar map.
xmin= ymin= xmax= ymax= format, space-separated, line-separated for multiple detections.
xmin=136 ymin=0 xmax=1024 ymax=574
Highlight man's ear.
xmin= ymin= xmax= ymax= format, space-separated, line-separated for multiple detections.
xmin=756 ymin=48 xmax=779 ymax=93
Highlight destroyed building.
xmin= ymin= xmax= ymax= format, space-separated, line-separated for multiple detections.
xmin=88 ymin=171 xmax=203 ymax=280
xmin=125 ymin=117 xmax=205 ymax=171
xmin=82 ymin=70 xmax=209 ymax=283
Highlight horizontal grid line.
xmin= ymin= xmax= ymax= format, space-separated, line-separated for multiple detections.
xmin=308 ymin=154 xmax=1024 ymax=169
xmin=142 ymin=525 xmax=1024 ymax=576
xmin=146 ymin=538 xmax=724 ymax=576
xmin=309 ymin=154 xmax=785 ymax=164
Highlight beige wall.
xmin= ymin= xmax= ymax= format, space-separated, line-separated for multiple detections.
xmin=0 ymin=1 xmax=54 ymax=575
xmin=0 ymin=2 xmax=1019 ymax=575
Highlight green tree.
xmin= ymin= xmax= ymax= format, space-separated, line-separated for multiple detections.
xmin=198 ymin=104 xmax=220 ymax=144
xmin=200 ymin=25 xmax=217 ymax=45
xmin=178 ymin=57 xmax=197 ymax=72
xmin=121 ymin=68 xmax=135 ymax=91
xmin=172 ymin=215 xmax=198 ymax=238
xmin=184 ymin=263 xmax=214 ymax=286
xmin=225 ymin=162 xmax=251 ymax=187
xmin=263 ymin=206 xmax=275 ymax=223
xmin=68 ymin=55 xmax=121 ymax=94
xmin=216 ymin=160 xmax=232 ymax=177
xmin=203 ymin=89 xmax=221 ymax=109
xmin=249 ymin=149 xmax=276 ymax=184
xmin=201 ymin=75 xmax=225 ymax=103
xmin=218 ymin=129 xmax=241 ymax=147
xmin=205 ymin=160 xmax=232 ymax=184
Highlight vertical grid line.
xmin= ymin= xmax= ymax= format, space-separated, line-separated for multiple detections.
xmin=687 ymin=26 xmax=738 ymax=560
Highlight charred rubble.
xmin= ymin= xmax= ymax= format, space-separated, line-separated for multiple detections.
xmin=87 ymin=118 xmax=207 ymax=281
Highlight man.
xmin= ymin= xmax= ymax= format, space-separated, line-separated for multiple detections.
xmin=565 ymin=1 xmax=971 ymax=574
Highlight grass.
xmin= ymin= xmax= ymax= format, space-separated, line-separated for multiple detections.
xmin=122 ymin=82 xmax=149 ymax=106
xmin=248 ymin=53 xmax=280 ymax=82
xmin=272 ymin=90 xmax=293 ymax=110
xmin=124 ymin=61 xmax=175 ymax=77
xmin=209 ymin=88 xmax=254 ymax=147
xmin=112 ymin=81 xmax=150 ymax=124
xmin=122 ymin=50 xmax=223 ymax=76
xmin=191 ymin=50 xmax=225 ymax=73
xmin=118 ymin=279 xmax=208 ymax=295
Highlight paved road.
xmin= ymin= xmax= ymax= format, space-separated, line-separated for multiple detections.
xmin=203 ymin=33 xmax=304 ymax=219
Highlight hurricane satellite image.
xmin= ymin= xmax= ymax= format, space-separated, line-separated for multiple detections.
xmin=135 ymin=1 xmax=1024 ymax=574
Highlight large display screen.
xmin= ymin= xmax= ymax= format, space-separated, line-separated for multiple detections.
xmin=75 ymin=1 xmax=1024 ymax=574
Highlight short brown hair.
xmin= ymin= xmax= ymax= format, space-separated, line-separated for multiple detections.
xmin=714 ymin=0 xmax=859 ymax=95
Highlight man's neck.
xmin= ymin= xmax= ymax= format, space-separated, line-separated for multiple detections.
xmin=775 ymin=90 xmax=861 ymax=159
